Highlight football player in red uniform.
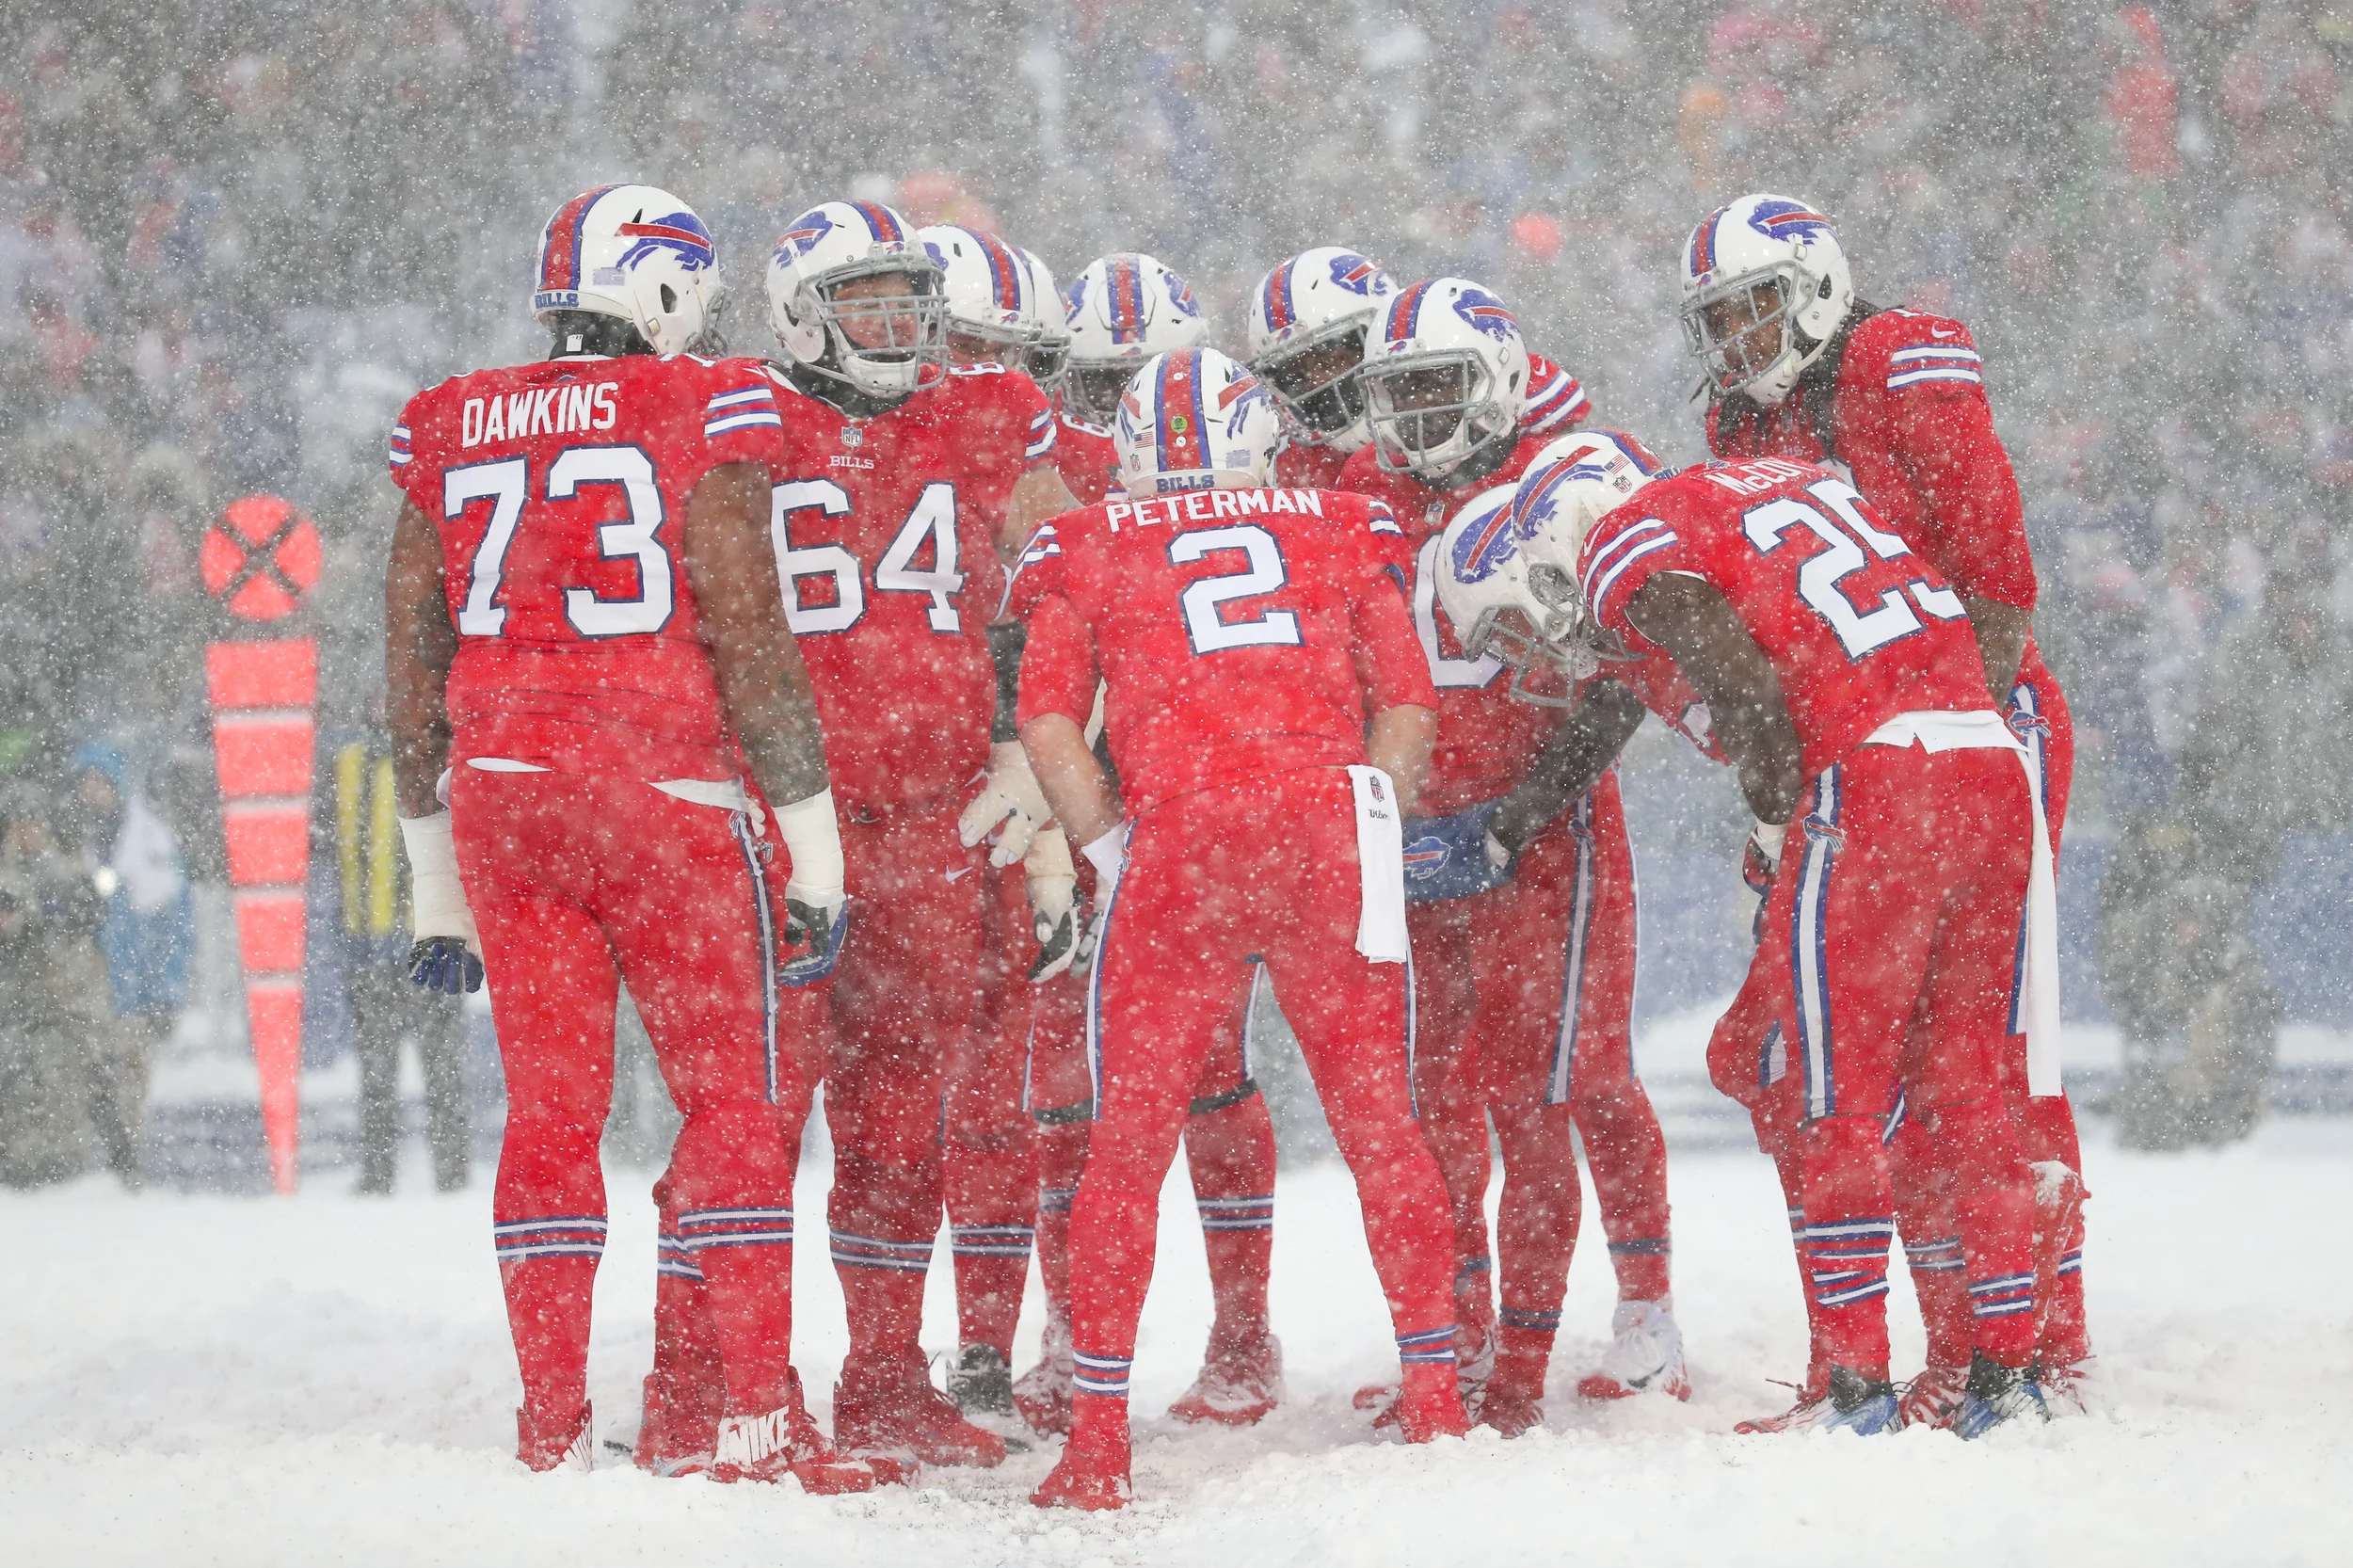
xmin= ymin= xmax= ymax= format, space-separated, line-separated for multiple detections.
xmin=1016 ymin=347 xmax=1461 ymax=1511
xmin=384 ymin=185 xmax=878 ymax=1488
xmin=748 ymin=199 xmax=1078 ymax=1468
xmin=1334 ymin=280 xmax=1681 ymax=1415
xmin=1683 ymin=194 xmax=2089 ymax=1416
xmin=1446 ymin=437 xmax=2059 ymax=1437
xmin=1244 ymin=247 xmax=1398 ymax=491
xmin=1007 ymin=253 xmax=1292 ymax=1438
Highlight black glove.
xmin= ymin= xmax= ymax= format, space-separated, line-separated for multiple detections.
xmin=778 ymin=897 xmax=851 ymax=988
xmin=407 ymin=936 xmax=483 ymax=995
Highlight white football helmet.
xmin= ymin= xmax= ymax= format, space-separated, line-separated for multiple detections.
xmin=1430 ymin=483 xmax=1577 ymax=705
xmin=1063 ymin=252 xmax=1209 ymax=427
xmin=1244 ymin=247 xmax=1396 ymax=452
xmin=531 ymin=184 xmax=720 ymax=357
xmin=1359 ymin=278 xmax=1531 ymax=479
xmin=1679 ymin=193 xmax=1854 ymax=406
xmin=767 ymin=200 xmax=946 ymax=399
xmin=1112 ymin=346 xmax=1281 ymax=497
xmin=1496 ymin=428 xmax=1671 ymax=670
xmin=918 ymin=224 xmax=1037 ymax=361
xmin=1016 ymin=247 xmax=1071 ymax=396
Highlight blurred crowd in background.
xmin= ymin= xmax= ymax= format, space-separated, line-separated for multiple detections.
xmin=5 ymin=0 xmax=2351 ymax=1182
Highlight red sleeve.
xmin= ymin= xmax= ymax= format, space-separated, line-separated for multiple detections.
xmin=1016 ymin=589 xmax=1098 ymax=730
xmin=389 ymin=388 xmax=432 ymax=508
xmin=1520 ymin=351 xmax=1593 ymax=436
xmin=696 ymin=358 xmax=789 ymax=472
xmin=955 ymin=373 xmax=1052 ymax=537
xmin=1577 ymin=502 xmax=1693 ymax=653
xmin=1869 ymin=320 xmax=2036 ymax=609
xmin=1004 ymin=520 xmax=1069 ymax=621
xmin=1351 ymin=555 xmax=1441 ymax=712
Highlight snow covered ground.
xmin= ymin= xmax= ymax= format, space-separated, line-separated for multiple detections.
xmin=5 ymin=1108 xmax=2349 ymax=1567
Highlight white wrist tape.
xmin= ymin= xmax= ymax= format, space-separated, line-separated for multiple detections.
xmin=397 ymin=811 xmax=477 ymax=945
xmin=1024 ymin=824 xmax=1075 ymax=883
xmin=771 ymin=788 xmax=845 ymax=902
xmin=1080 ymin=824 xmax=1128 ymax=887
xmin=1751 ymin=818 xmax=1787 ymax=867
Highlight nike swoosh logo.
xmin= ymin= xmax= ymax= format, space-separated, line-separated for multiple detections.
xmin=944 ymin=867 xmax=974 ymax=883
xmin=1930 ymin=327 xmax=1959 ymax=339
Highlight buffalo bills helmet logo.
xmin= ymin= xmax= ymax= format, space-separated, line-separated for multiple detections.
xmin=1167 ymin=271 xmax=1200 ymax=317
xmin=618 ymin=211 xmax=714 ymax=273
xmin=1453 ymin=287 xmax=1518 ymax=344
xmin=1745 ymin=199 xmax=1835 ymax=247
xmin=777 ymin=209 xmax=836 ymax=259
xmin=1328 ymin=253 xmax=1386 ymax=296
xmin=1064 ymin=277 xmax=1086 ymax=325
xmin=1450 ymin=498 xmax=1523 ymax=584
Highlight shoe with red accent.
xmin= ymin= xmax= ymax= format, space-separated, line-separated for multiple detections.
xmin=1577 ymin=1298 xmax=1691 ymax=1401
xmin=1478 ymin=1347 xmax=1546 ymax=1437
xmin=710 ymin=1372 xmax=902 ymax=1494
xmin=1168 ymin=1332 xmax=1284 ymax=1427
xmin=1032 ymin=1410 xmax=1132 ymax=1512
xmin=1733 ymin=1372 xmax=1832 ymax=1434
xmin=2037 ymin=1353 xmax=2099 ymax=1416
xmin=1395 ymin=1364 xmax=1471 ymax=1443
xmin=517 ymin=1401 xmax=594 ymax=1472
xmin=1357 ymin=1314 xmax=1491 ymax=1431
xmin=835 ymin=1357 xmax=1009 ymax=1469
xmin=1014 ymin=1319 xmax=1076 ymax=1436
xmin=1897 ymin=1363 xmax=1971 ymax=1431
xmin=632 ymin=1366 xmax=721 ymax=1476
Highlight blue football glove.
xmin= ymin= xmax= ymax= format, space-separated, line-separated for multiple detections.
xmin=778 ymin=897 xmax=851 ymax=988
xmin=1401 ymin=800 xmax=1514 ymax=904
xmin=407 ymin=936 xmax=484 ymax=996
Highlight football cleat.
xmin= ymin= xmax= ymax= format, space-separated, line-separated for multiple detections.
xmin=1395 ymin=1365 xmax=1472 ymax=1443
xmin=1167 ymin=1333 xmax=1285 ymax=1427
xmin=517 ymin=1401 xmax=594 ymax=1473
xmin=1734 ymin=1383 xmax=1834 ymax=1435
xmin=1897 ymin=1363 xmax=1972 ymax=1431
xmin=1015 ymin=1319 xmax=1077 ymax=1436
xmin=1577 ymin=1297 xmax=1692 ymax=1401
xmin=1032 ymin=1448 xmax=1132 ymax=1512
xmin=2037 ymin=1353 xmax=2098 ymax=1416
xmin=1953 ymin=1352 xmax=2049 ymax=1439
xmin=947 ymin=1342 xmax=1018 ymax=1418
xmin=710 ymin=1373 xmax=903 ymax=1494
xmin=1476 ymin=1368 xmax=1545 ymax=1438
xmin=1818 ymin=1365 xmax=1901 ymax=1434
xmin=835 ymin=1361 xmax=1009 ymax=1469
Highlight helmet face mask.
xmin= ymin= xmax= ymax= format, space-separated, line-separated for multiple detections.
xmin=804 ymin=261 xmax=946 ymax=394
xmin=1364 ymin=351 xmax=1514 ymax=476
xmin=1683 ymin=264 xmax=1807 ymax=398
xmin=1062 ymin=252 xmax=1209 ymax=427
xmin=1064 ymin=360 xmax=1138 ymax=427
xmin=1024 ymin=329 xmax=1072 ymax=395
xmin=1678 ymin=194 xmax=1852 ymax=406
xmin=1257 ymin=320 xmax=1372 ymax=440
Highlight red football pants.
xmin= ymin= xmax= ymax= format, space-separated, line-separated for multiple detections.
xmin=454 ymin=771 xmax=806 ymax=1425
xmin=1758 ymin=743 xmax=2040 ymax=1374
xmin=1407 ymin=769 xmax=1668 ymax=1381
xmin=1066 ymin=770 xmax=1452 ymax=1412
xmin=824 ymin=798 xmax=985 ymax=1384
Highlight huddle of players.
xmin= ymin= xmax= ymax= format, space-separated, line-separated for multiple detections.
xmin=382 ymin=178 xmax=2089 ymax=1507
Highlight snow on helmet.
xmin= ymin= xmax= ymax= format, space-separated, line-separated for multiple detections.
xmin=1481 ymin=427 xmax=1673 ymax=675
xmin=767 ymin=199 xmax=946 ymax=399
xmin=531 ymin=184 xmax=720 ymax=357
xmin=919 ymin=224 xmax=1037 ymax=361
xmin=1063 ymin=252 xmax=1209 ymax=427
xmin=1432 ymin=483 xmax=1575 ymax=704
xmin=1679 ymin=193 xmax=1854 ymax=406
xmin=1017 ymin=247 xmax=1070 ymax=396
xmin=1244 ymin=247 xmax=1396 ymax=452
xmin=1359 ymin=278 xmax=1530 ymax=479
xmin=1112 ymin=346 xmax=1281 ymax=498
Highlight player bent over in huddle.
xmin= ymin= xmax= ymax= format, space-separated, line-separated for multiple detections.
xmin=385 ymin=185 xmax=875 ymax=1486
xmin=1015 ymin=347 xmax=1465 ymax=1510
xmin=1442 ymin=436 xmax=2057 ymax=1436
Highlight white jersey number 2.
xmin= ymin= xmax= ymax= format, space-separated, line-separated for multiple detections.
xmin=1170 ymin=524 xmax=1305 ymax=655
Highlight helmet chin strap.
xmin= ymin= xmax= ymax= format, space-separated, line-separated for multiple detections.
xmin=780 ymin=355 xmax=912 ymax=420
xmin=547 ymin=311 xmax=654 ymax=359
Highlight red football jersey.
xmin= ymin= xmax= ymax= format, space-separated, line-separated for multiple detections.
xmin=1577 ymin=456 xmax=1988 ymax=779
xmin=1705 ymin=306 xmax=2055 ymax=699
xmin=1048 ymin=411 xmax=1119 ymax=507
xmin=1273 ymin=438 xmax=1352 ymax=490
xmin=764 ymin=363 xmax=1051 ymax=812
xmin=1337 ymin=428 xmax=1571 ymax=816
xmin=1012 ymin=486 xmax=1436 ymax=814
xmin=390 ymin=351 xmax=786 ymax=780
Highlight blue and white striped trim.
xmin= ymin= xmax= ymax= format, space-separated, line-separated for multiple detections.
xmin=1521 ymin=365 xmax=1590 ymax=433
xmin=1039 ymin=1185 xmax=1077 ymax=1215
xmin=387 ymin=424 xmax=413 ymax=467
xmin=1498 ymin=1305 xmax=1562 ymax=1334
xmin=2006 ymin=677 xmax=2049 ymax=1033
xmin=1584 ymin=522 xmax=1681 ymax=624
xmin=951 ymin=1224 xmax=1036 ymax=1257
xmin=704 ymin=385 xmax=783 ymax=437
xmin=728 ymin=811 xmax=779 ymax=1102
xmin=2057 ymin=1247 xmax=2083 ymax=1277
xmin=1794 ymin=766 xmax=1843 ymax=1119
xmin=1903 ymin=1237 xmax=1966 ymax=1274
xmin=1810 ymin=1272 xmax=1890 ymax=1307
xmin=1397 ymin=1325 xmax=1459 ymax=1366
xmin=829 ymin=1230 xmax=933 ymax=1272
xmin=1885 ymin=345 xmax=1982 ymax=390
xmin=1801 ymin=1216 xmax=1892 ymax=1306
xmin=1607 ymin=1237 xmax=1671 ymax=1256
xmin=493 ymin=1214 xmax=609 ymax=1262
xmin=1455 ymin=1254 xmax=1493 ymax=1283
xmin=677 ymin=1206 xmax=794 ymax=1251
xmin=1546 ymin=792 xmax=1600 ymax=1105
xmin=1024 ymin=408 xmax=1058 ymax=460
xmin=1968 ymin=1272 xmax=2036 ymax=1319
xmin=1073 ymin=1349 xmax=1134 ymax=1398
xmin=656 ymin=1231 xmax=705 ymax=1282
xmin=1196 ymin=1195 xmax=1273 ymax=1232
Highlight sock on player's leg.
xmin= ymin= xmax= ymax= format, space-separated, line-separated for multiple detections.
xmin=1936 ymin=1095 xmax=2039 ymax=1368
xmin=1184 ymin=1092 xmax=1276 ymax=1349
xmin=1795 ymin=1113 xmax=1897 ymax=1379
xmin=1573 ymin=1081 xmax=1673 ymax=1302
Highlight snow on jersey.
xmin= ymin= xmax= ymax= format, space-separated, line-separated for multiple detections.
xmin=763 ymin=363 xmax=1051 ymax=811
xmin=1012 ymin=487 xmax=1436 ymax=814
xmin=1048 ymin=412 xmax=1119 ymax=507
xmin=1577 ymin=455 xmax=1988 ymax=780
xmin=390 ymin=351 xmax=785 ymax=780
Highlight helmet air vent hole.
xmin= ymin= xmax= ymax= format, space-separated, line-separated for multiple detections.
xmin=662 ymin=284 xmax=677 ymax=312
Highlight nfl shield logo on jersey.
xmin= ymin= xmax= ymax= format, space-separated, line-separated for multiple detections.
xmin=840 ymin=425 xmax=864 ymax=448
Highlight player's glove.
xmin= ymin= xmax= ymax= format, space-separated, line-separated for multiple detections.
xmin=1742 ymin=818 xmax=1786 ymax=941
xmin=397 ymin=811 xmax=485 ymax=994
xmin=1401 ymin=800 xmax=1514 ymax=904
xmin=1023 ymin=826 xmax=1086 ymax=981
xmin=957 ymin=741 xmax=1052 ymax=869
xmin=772 ymin=789 xmax=851 ymax=987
